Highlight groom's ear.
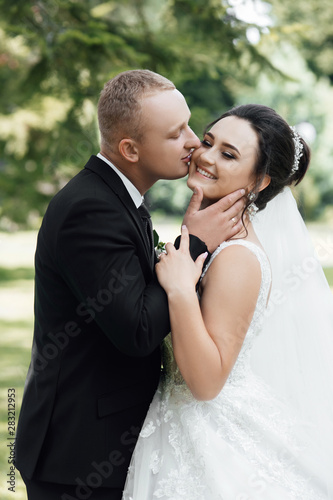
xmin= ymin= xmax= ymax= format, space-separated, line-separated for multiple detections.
xmin=118 ymin=138 xmax=139 ymax=163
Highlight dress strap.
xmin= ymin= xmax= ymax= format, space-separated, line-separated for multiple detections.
xmin=200 ymin=239 xmax=270 ymax=281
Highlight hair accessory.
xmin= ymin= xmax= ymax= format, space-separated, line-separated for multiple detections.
xmin=247 ymin=191 xmax=258 ymax=221
xmin=290 ymin=126 xmax=304 ymax=176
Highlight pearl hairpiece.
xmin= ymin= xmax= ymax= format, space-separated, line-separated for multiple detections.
xmin=290 ymin=126 xmax=304 ymax=176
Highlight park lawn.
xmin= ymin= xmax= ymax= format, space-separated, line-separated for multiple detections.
xmin=324 ymin=267 xmax=333 ymax=287
xmin=0 ymin=269 xmax=34 ymax=499
xmin=0 ymin=319 xmax=32 ymax=500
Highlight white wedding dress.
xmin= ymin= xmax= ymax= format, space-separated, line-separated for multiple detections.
xmin=122 ymin=239 xmax=329 ymax=500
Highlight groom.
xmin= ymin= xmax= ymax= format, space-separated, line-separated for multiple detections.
xmin=15 ymin=70 xmax=245 ymax=500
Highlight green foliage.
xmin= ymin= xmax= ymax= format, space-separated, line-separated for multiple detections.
xmin=0 ymin=0 xmax=284 ymax=227
xmin=268 ymin=0 xmax=333 ymax=83
xmin=0 ymin=0 xmax=332 ymax=225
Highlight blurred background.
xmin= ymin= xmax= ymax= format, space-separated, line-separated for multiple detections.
xmin=0 ymin=0 xmax=333 ymax=497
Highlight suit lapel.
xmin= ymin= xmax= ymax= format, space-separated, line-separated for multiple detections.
xmin=84 ymin=156 xmax=154 ymax=267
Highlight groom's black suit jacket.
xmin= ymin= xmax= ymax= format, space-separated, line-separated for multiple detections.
xmin=15 ymin=155 xmax=207 ymax=489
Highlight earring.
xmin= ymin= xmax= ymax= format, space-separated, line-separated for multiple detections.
xmin=247 ymin=192 xmax=258 ymax=221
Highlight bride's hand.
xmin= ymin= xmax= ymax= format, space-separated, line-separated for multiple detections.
xmin=155 ymin=225 xmax=208 ymax=296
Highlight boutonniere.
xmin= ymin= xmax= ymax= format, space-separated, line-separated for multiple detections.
xmin=153 ymin=230 xmax=166 ymax=256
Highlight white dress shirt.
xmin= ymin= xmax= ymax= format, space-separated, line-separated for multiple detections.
xmin=97 ymin=152 xmax=144 ymax=208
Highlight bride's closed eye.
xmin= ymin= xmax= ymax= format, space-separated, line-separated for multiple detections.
xmin=222 ymin=151 xmax=235 ymax=160
xmin=201 ymin=139 xmax=235 ymax=159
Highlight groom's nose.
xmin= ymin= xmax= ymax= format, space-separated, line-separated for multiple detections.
xmin=185 ymin=126 xmax=201 ymax=150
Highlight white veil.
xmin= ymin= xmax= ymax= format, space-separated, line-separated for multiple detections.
xmin=251 ymin=187 xmax=333 ymax=497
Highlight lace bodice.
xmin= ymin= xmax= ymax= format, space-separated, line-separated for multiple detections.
xmin=162 ymin=239 xmax=271 ymax=390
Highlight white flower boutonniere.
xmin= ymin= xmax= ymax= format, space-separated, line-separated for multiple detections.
xmin=153 ymin=230 xmax=166 ymax=257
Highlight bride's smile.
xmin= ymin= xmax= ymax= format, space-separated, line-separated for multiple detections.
xmin=195 ymin=165 xmax=217 ymax=180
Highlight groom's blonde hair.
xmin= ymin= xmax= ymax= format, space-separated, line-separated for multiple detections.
xmin=98 ymin=69 xmax=175 ymax=151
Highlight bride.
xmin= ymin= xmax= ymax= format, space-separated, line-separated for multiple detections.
xmin=122 ymin=104 xmax=333 ymax=499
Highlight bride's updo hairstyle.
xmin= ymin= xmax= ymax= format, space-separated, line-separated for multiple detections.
xmin=205 ymin=104 xmax=311 ymax=212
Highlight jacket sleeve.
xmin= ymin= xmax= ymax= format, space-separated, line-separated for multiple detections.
xmin=174 ymin=234 xmax=211 ymax=267
xmin=56 ymin=197 xmax=170 ymax=357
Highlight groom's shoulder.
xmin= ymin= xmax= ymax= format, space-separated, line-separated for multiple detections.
xmin=40 ymin=156 xmax=125 ymax=231
xmin=49 ymin=156 xmax=119 ymax=207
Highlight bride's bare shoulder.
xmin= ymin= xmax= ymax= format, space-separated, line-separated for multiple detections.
xmin=201 ymin=242 xmax=262 ymax=295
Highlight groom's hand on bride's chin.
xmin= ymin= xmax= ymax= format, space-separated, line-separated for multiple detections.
xmin=183 ymin=186 xmax=246 ymax=253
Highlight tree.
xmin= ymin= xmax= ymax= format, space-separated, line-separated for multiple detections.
xmin=0 ymin=0 xmax=282 ymax=227
xmin=247 ymin=0 xmax=333 ymax=219
xmin=267 ymin=0 xmax=333 ymax=83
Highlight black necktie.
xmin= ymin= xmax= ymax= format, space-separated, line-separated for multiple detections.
xmin=138 ymin=203 xmax=154 ymax=260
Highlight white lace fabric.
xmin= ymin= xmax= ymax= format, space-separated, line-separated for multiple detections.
xmin=122 ymin=240 xmax=328 ymax=500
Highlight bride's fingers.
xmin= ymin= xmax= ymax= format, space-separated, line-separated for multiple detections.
xmin=179 ymin=225 xmax=190 ymax=252
xmin=164 ymin=242 xmax=174 ymax=253
xmin=195 ymin=251 xmax=208 ymax=270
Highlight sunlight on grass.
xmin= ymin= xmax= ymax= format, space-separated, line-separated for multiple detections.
xmin=0 ymin=316 xmax=31 ymax=499
xmin=0 ymin=281 xmax=34 ymax=322
xmin=324 ymin=267 xmax=333 ymax=288
xmin=0 ymin=246 xmax=33 ymax=499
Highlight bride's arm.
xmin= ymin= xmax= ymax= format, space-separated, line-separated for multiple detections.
xmin=156 ymin=226 xmax=262 ymax=401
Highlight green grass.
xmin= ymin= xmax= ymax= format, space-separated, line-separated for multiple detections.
xmin=324 ymin=267 xmax=333 ymax=287
xmin=0 ymin=272 xmax=32 ymax=499
xmin=0 ymin=267 xmax=35 ymax=282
